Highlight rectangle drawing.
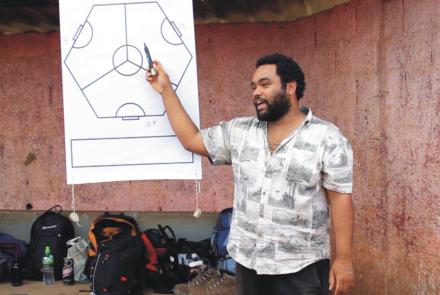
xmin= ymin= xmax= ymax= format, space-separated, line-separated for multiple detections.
xmin=71 ymin=136 xmax=194 ymax=167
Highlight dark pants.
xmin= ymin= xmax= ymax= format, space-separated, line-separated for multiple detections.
xmin=236 ymin=259 xmax=330 ymax=295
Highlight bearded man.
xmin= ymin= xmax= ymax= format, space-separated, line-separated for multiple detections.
xmin=147 ymin=53 xmax=354 ymax=295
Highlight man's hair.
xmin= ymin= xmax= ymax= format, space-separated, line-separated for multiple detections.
xmin=256 ymin=53 xmax=306 ymax=100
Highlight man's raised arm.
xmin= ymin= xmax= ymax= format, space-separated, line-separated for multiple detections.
xmin=146 ymin=61 xmax=208 ymax=157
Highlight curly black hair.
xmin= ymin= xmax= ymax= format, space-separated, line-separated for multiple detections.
xmin=256 ymin=53 xmax=306 ymax=100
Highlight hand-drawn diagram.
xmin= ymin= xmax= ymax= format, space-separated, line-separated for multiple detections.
xmin=59 ymin=0 xmax=200 ymax=184
xmin=64 ymin=2 xmax=192 ymax=119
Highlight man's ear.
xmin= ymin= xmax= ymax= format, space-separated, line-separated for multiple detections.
xmin=286 ymin=81 xmax=297 ymax=97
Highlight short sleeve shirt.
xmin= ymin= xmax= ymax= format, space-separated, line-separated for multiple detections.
xmin=201 ymin=107 xmax=353 ymax=275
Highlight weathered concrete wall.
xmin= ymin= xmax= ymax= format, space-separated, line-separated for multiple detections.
xmin=0 ymin=0 xmax=439 ymax=292
xmin=378 ymin=0 xmax=440 ymax=294
xmin=0 ymin=32 xmax=235 ymax=212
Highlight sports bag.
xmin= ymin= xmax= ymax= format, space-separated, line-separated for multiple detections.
xmin=145 ymin=225 xmax=176 ymax=264
xmin=0 ymin=233 xmax=27 ymax=281
xmin=143 ymin=225 xmax=179 ymax=294
xmin=144 ymin=224 xmax=213 ymax=293
xmin=211 ymin=207 xmax=236 ymax=274
xmin=211 ymin=208 xmax=233 ymax=258
xmin=88 ymin=212 xmax=145 ymax=295
xmin=25 ymin=205 xmax=74 ymax=280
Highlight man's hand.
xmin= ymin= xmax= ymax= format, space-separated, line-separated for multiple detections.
xmin=145 ymin=61 xmax=172 ymax=95
xmin=326 ymin=190 xmax=354 ymax=294
xmin=329 ymin=258 xmax=354 ymax=294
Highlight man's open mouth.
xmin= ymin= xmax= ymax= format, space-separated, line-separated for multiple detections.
xmin=254 ymin=98 xmax=268 ymax=111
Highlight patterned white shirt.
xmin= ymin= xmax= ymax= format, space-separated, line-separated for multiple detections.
xmin=201 ymin=107 xmax=353 ymax=275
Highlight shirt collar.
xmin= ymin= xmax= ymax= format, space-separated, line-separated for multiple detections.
xmin=300 ymin=106 xmax=313 ymax=125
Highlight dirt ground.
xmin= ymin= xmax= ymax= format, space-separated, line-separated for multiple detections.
xmin=1 ymin=280 xmax=164 ymax=295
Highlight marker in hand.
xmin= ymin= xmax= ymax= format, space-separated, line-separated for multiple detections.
xmin=144 ymin=42 xmax=157 ymax=76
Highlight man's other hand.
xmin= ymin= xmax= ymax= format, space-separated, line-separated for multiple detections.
xmin=329 ymin=258 xmax=354 ymax=294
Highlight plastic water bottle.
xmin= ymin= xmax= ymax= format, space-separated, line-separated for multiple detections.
xmin=42 ymin=246 xmax=55 ymax=284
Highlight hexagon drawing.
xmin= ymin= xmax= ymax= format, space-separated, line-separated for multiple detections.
xmin=64 ymin=1 xmax=193 ymax=120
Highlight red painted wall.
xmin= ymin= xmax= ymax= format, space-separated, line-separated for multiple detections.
xmin=1 ymin=0 xmax=440 ymax=292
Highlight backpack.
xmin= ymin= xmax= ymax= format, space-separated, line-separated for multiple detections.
xmin=144 ymin=224 xmax=214 ymax=293
xmin=143 ymin=225 xmax=180 ymax=294
xmin=0 ymin=233 xmax=27 ymax=281
xmin=211 ymin=207 xmax=236 ymax=274
xmin=87 ymin=212 xmax=145 ymax=295
xmin=25 ymin=205 xmax=75 ymax=280
xmin=144 ymin=226 xmax=173 ymax=263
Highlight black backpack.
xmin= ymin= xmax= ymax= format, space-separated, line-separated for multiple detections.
xmin=144 ymin=224 xmax=213 ymax=293
xmin=143 ymin=225 xmax=179 ymax=294
xmin=25 ymin=205 xmax=75 ymax=280
xmin=88 ymin=212 xmax=145 ymax=295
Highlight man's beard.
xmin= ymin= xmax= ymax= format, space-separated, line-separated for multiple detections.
xmin=255 ymin=91 xmax=291 ymax=122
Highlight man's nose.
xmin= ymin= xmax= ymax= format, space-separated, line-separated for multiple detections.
xmin=253 ymin=86 xmax=262 ymax=97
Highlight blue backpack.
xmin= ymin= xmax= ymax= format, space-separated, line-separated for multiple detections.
xmin=211 ymin=208 xmax=236 ymax=274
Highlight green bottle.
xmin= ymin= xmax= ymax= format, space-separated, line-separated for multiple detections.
xmin=42 ymin=246 xmax=54 ymax=284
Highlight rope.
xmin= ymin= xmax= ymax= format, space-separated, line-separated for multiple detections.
xmin=69 ymin=184 xmax=81 ymax=226
xmin=193 ymin=164 xmax=202 ymax=218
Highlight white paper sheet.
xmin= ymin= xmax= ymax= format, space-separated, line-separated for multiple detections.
xmin=59 ymin=0 xmax=201 ymax=184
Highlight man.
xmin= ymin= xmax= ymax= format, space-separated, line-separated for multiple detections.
xmin=146 ymin=53 xmax=354 ymax=295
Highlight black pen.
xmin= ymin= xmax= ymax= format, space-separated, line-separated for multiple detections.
xmin=144 ymin=43 xmax=156 ymax=75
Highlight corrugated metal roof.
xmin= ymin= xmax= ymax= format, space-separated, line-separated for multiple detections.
xmin=0 ymin=0 xmax=350 ymax=34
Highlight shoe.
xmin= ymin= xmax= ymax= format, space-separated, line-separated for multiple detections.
xmin=174 ymin=266 xmax=218 ymax=295
xmin=200 ymin=271 xmax=235 ymax=295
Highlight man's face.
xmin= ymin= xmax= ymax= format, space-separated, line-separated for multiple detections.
xmin=251 ymin=64 xmax=291 ymax=122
